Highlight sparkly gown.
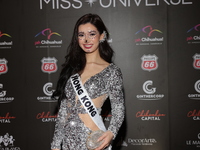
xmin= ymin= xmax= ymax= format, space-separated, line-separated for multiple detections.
xmin=51 ymin=63 xmax=125 ymax=150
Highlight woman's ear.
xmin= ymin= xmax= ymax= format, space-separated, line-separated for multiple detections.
xmin=99 ymin=31 xmax=107 ymax=43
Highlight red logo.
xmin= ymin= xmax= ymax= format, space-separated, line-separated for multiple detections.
xmin=136 ymin=110 xmax=166 ymax=121
xmin=136 ymin=110 xmax=166 ymax=118
xmin=141 ymin=54 xmax=158 ymax=71
xmin=193 ymin=53 xmax=200 ymax=69
xmin=41 ymin=57 xmax=57 ymax=74
xmin=187 ymin=109 xmax=200 ymax=120
xmin=36 ymin=111 xmax=57 ymax=122
xmin=187 ymin=109 xmax=200 ymax=117
xmin=36 ymin=111 xmax=57 ymax=119
xmin=0 ymin=112 xmax=16 ymax=123
xmin=0 ymin=112 xmax=16 ymax=119
xmin=0 ymin=58 xmax=8 ymax=75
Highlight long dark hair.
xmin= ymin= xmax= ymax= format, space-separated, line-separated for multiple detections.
xmin=52 ymin=13 xmax=114 ymax=105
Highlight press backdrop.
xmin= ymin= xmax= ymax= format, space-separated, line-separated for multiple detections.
xmin=0 ymin=0 xmax=200 ymax=150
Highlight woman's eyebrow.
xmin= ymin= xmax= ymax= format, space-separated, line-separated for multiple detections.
xmin=88 ymin=30 xmax=97 ymax=33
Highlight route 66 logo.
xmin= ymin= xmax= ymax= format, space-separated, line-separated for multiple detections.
xmin=0 ymin=58 xmax=8 ymax=75
xmin=193 ymin=53 xmax=200 ymax=69
xmin=141 ymin=54 xmax=158 ymax=71
xmin=41 ymin=57 xmax=57 ymax=74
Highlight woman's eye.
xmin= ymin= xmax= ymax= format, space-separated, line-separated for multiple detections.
xmin=90 ymin=33 xmax=96 ymax=37
xmin=78 ymin=34 xmax=84 ymax=37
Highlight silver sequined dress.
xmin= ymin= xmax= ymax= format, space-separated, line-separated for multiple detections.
xmin=51 ymin=63 xmax=125 ymax=150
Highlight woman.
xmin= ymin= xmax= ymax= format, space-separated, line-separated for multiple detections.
xmin=51 ymin=13 xmax=125 ymax=150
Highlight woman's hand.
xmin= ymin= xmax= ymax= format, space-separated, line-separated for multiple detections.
xmin=94 ymin=130 xmax=114 ymax=150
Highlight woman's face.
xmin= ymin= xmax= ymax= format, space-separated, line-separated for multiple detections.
xmin=78 ymin=23 xmax=103 ymax=53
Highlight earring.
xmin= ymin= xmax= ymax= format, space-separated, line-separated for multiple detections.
xmin=99 ymin=31 xmax=107 ymax=43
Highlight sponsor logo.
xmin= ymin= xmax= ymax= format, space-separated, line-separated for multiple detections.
xmin=0 ymin=113 xmax=16 ymax=123
xmin=187 ymin=109 xmax=200 ymax=120
xmin=116 ymin=138 xmax=128 ymax=147
xmin=0 ymin=133 xmax=21 ymax=149
xmin=121 ymin=141 xmax=128 ymax=147
xmin=143 ymin=80 xmax=156 ymax=94
xmin=188 ymin=80 xmax=200 ymax=100
xmin=136 ymin=110 xmax=166 ymax=121
xmin=186 ymin=133 xmax=200 ymax=148
xmin=0 ymin=84 xmax=6 ymax=97
xmin=128 ymin=137 xmax=157 ymax=146
xmin=41 ymin=57 xmax=58 ymax=74
xmin=0 ymin=83 xmax=14 ymax=103
xmin=102 ymin=112 xmax=112 ymax=122
xmin=37 ymin=82 xmax=57 ymax=102
xmin=0 ymin=31 xmax=13 ymax=49
xmin=187 ymin=24 xmax=200 ymax=44
xmin=35 ymin=28 xmax=62 ymax=48
xmin=141 ymin=55 xmax=158 ymax=71
xmin=136 ymin=80 xmax=164 ymax=100
xmin=86 ymin=0 xmax=97 ymax=7
xmin=193 ymin=54 xmax=200 ymax=69
xmin=135 ymin=25 xmax=164 ymax=45
xmin=39 ymin=0 xmax=192 ymax=10
xmin=0 ymin=58 xmax=8 ymax=75
xmin=43 ymin=82 xmax=54 ymax=96
xmin=36 ymin=111 xmax=57 ymax=122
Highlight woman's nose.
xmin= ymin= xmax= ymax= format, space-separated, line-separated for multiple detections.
xmin=85 ymin=35 xmax=89 ymax=43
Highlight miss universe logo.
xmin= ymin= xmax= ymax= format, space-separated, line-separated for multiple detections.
xmin=39 ymin=0 xmax=193 ymax=10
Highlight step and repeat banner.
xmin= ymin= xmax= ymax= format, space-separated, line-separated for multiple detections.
xmin=0 ymin=0 xmax=200 ymax=150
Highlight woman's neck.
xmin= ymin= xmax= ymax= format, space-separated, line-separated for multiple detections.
xmin=85 ymin=50 xmax=103 ymax=64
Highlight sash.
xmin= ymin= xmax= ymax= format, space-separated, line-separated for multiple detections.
xmin=70 ymin=73 xmax=106 ymax=132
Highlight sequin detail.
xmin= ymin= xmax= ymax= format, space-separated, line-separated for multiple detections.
xmin=51 ymin=63 xmax=125 ymax=150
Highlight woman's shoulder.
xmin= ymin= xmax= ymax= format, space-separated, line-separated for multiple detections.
xmin=107 ymin=63 xmax=123 ymax=77
xmin=109 ymin=63 xmax=121 ymax=71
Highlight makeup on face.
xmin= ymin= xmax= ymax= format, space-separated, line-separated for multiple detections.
xmin=78 ymin=23 xmax=102 ymax=53
xmin=78 ymin=30 xmax=98 ymax=40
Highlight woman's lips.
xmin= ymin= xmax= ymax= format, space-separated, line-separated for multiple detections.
xmin=83 ymin=44 xmax=93 ymax=49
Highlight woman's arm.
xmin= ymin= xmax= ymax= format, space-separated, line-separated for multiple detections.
xmin=51 ymin=100 xmax=67 ymax=149
xmin=95 ymin=66 xmax=125 ymax=150
xmin=107 ymin=67 xmax=125 ymax=139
